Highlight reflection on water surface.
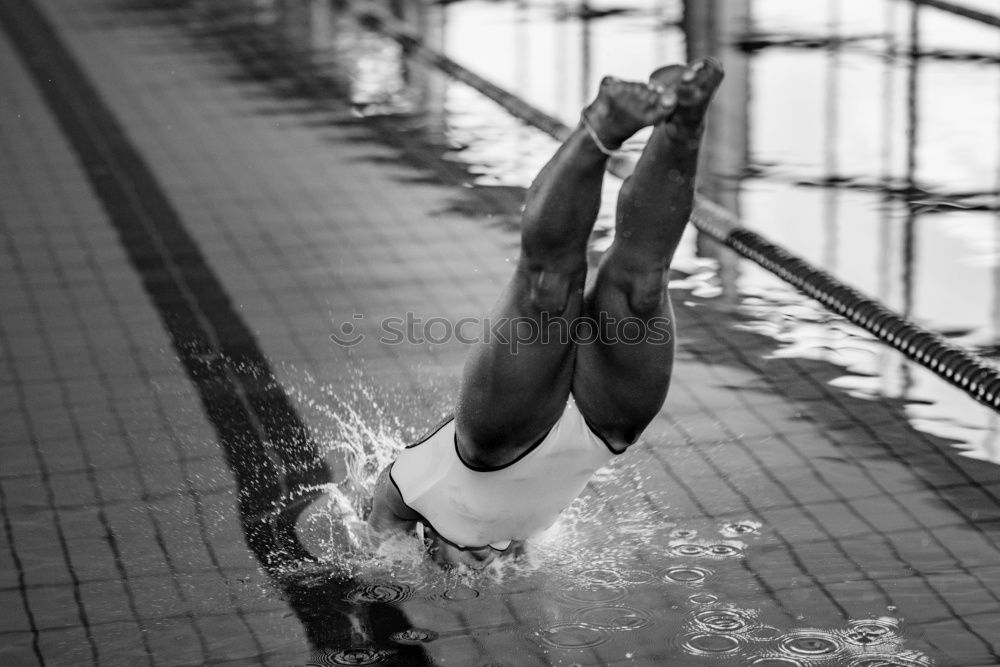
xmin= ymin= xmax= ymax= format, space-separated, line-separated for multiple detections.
xmin=185 ymin=1 xmax=1000 ymax=664
xmin=333 ymin=0 xmax=999 ymax=462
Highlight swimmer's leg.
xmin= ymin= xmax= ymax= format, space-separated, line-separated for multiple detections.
xmin=574 ymin=59 xmax=725 ymax=446
xmin=455 ymin=77 xmax=677 ymax=468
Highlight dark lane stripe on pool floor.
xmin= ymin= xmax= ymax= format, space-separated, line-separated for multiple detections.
xmin=0 ymin=2 xmax=435 ymax=661
xmin=0 ymin=0 xmax=325 ymax=562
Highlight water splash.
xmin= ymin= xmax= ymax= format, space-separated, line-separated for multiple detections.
xmin=259 ymin=368 xmax=936 ymax=665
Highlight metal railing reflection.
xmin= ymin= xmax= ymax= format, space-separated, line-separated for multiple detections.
xmin=225 ymin=0 xmax=1000 ymax=403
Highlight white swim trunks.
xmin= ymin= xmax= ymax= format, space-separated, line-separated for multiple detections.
xmin=390 ymin=396 xmax=622 ymax=550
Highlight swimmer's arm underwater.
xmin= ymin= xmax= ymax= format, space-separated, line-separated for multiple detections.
xmin=367 ymin=465 xmax=421 ymax=537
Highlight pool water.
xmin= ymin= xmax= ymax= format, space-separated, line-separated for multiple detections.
xmin=336 ymin=0 xmax=999 ymax=461
xmin=2 ymin=0 xmax=999 ymax=665
xmin=256 ymin=341 xmax=998 ymax=665
xmin=261 ymin=1 xmax=1000 ymax=663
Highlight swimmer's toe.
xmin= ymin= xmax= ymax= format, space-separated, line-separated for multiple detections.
xmin=674 ymin=57 xmax=724 ymax=124
xmin=583 ymin=75 xmax=678 ymax=150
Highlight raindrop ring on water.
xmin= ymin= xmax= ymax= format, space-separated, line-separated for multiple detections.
xmin=559 ymin=581 xmax=628 ymax=604
xmin=707 ymin=543 xmax=744 ymax=557
xmin=848 ymin=654 xmax=932 ymax=667
xmin=573 ymin=605 xmax=651 ymax=631
xmin=681 ymin=632 xmax=743 ymax=655
xmin=324 ymin=648 xmax=391 ymax=666
xmin=747 ymin=625 xmax=782 ymax=641
xmin=618 ymin=568 xmax=655 ymax=584
xmin=389 ymin=629 xmax=439 ymax=645
xmin=578 ymin=568 xmax=623 ymax=585
xmin=688 ymin=593 xmax=719 ymax=605
xmin=721 ymin=521 xmax=760 ymax=536
xmin=692 ymin=608 xmax=754 ymax=633
xmin=670 ymin=543 xmax=707 ymax=557
xmin=842 ymin=618 xmax=899 ymax=646
xmin=749 ymin=656 xmax=805 ymax=667
xmin=778 ymin=630 xmax=844 ymax=657
xmin=536 ymin=623 xmax=610 ymax=649
xmin=662 ymin=565 xmax=713 ymax=585
xmin=442 ymin=585 xmax=480 ymax=601
xmin=345 ymin=583 xmax=412 ymax=604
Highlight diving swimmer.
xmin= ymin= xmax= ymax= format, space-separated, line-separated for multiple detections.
xmin=367 ymin=59 xmax=725 ymax=567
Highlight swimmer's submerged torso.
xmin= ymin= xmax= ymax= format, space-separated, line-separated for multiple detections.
xmin=390 ymin=397 xmax=621 ymax=550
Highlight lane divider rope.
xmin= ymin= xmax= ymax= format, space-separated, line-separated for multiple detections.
xmin=354 ymin=3 xmax=1000 ymax=412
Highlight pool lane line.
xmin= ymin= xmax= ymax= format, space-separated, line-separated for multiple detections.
xmin=1 ymin=7 xmax=436 ymax=660
xmin=0 ymin=0 xmax=330 ymax=567
xmin=912 ymin=0 xmax=1000 ymax=29
xmin=355 ymin=4 xmax=1000 ymax=414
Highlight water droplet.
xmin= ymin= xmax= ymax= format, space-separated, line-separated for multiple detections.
xmin=345 ymin=583 xmax=411 ymax=603
xmin=688 ymin=593 xmax=718 ymax=605
xmin=842 ymin=618 xmax=898 ymax=646
xmin=663 ymin=566 xmax=713 ymax=585
xmin=681 ymin=632 xmax=743 ymax=655
xmin=778 ymin=631 xmax=844 ymax=656
xmin=389 ymin=628 xmax=439 ymax=645
xmin=574 ymin=605 xmax=651 ymax=631
xmin=672 ymin=528 xmax=698 ymax=539
xmin=537 ymin=623 xmax=610 ymax=649
xmin=692 ymin=608 xmax=754 ymax=633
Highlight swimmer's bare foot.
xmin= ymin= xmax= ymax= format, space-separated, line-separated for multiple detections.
xmin=606 ymin=59 xmax=724 ymax=265
xmin=650 ymin=57 xmax=724 ymax=133
xmin=581 ymin=76 xmax=678 ymax=153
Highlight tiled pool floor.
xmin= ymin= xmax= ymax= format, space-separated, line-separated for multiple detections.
xmin=1 ymin=1 xmax=998 ymax=665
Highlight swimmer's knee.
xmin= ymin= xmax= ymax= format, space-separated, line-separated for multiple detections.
xmin=525 ymin=266 xmax=581 ymax=314
xmin=624 ymin=269 xmax=666 ymax=316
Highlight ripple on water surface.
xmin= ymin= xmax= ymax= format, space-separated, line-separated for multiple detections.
xmin=720 ymin=520 xmax=762 ymax=537
xmin=662 ymin=565 xmax=713 ymax=585
xmin=441 ymin=584 xmax=480 ymax=601
xmin=748 ymin=657 xmax=805 ymax=667
xmin=692 ymin=608 xmax=756 ymax=633
xmin=840 ymin=617 xmax=901 ymax=646
xmin=848 ymin=652 xmax=934 ymax=667
xmin=578 ymin=567 xmax=623 ymax=585
xmin=558 ymin=582 xmax=628 ymax=604
xmin=536 ymin=623 xmax=610 ymax=649
xmin=680 ymin=632 xmax=745 ymax=655
xmin=344 ymin=582 xmax=412 ymax=604
xmin=573 ymin=605 xmax=652 ymax=631
xmin=389 ymin=628 xmax=439 ymax=645
xmin=777 ymin=630 xmax=845 ymax=658
xmin=311 ymin=648 xmax=392 ymax=666
xmin=668 ymin=540 xmax=745 ymax=558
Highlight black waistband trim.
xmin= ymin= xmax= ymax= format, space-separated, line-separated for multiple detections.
xmin=404 ymin=413 xmax=454 ymax=449
xmin=579 ymin=413 xmax=630 ymax=455
xmin=453 ymin=422 xmax=555 ymax=472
